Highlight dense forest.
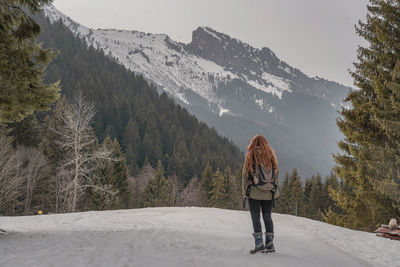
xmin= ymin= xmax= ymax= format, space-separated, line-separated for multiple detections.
xmin=0 ymin=13 xmax=244 ymax=215
xmin=35 ymin=15 xmax=244 ymax=180
xmin=2 ymin=12 xmax=341 ymax=217
xmin=274 ymin=170 xmax=343 ymax=222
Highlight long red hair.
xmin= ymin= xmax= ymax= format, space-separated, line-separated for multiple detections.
xmin=245 ymin=135 xmax=278 ymax=175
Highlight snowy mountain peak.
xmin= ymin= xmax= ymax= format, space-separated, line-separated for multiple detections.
xmin=193 ymin=26 xmax=237 ymax=45
xmin=41 ymin=5 xmax=352 ymax=176
xmin=187 ymin=26 xmax=292 ymax=97
xmin=42 ymin=5 xmax=349 ymax=106
xmin=187 ymin=25 xmax=350 ymax=107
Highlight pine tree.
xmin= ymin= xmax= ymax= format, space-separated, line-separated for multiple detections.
xmin=222 ymin=167 xmax=238 ymax=209
xmin=89 ymin=137 xmax=129 ymax=210
xmin=275 ymin=172 xmax=290 ymax=214
xmin=88 ymin=136 xmax=112 ymax=211
xmin=141 ymin=117 xmax=162 ymax=167
xmin=327 ymin=0 xmax=400 ymax=229
xmin=208 ymin=168 xmax=231 ymax=209
xmin=233 ymin=167 xmax=244 ymax=209
xmin=111 ymin=138 xmax=130 ymax=207
xmin=321 ymin=172 xmax=343 ymax=222
xmin=308 ymin=174 xmax=324 ymax=220
xmin=200 ymin=162 xmax=213 ymax=200
xmin=141 ymin=160 xmax=173 ymax=207
xmin=275 ymin=170 xmax=304 ymax=216
xmin=0 ymin=0 xmax=60 ymax=122
xmin=322 ymin=172 xmax=339 ymax=213
xmin=288 ymin=169 xmax=304 ymax=216
xmin=7 ymin=114 xmax=40 ymax=147
xmin=303 ymin=176 xmax=313 ymax=215
xmin=122 ymin=118 xmax=140 ymax=175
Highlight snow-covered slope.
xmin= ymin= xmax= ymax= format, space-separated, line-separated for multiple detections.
xmin=43 ymin=5 xmax=290 ymax=108
xmin=43 ymin=4 xmax=348 ymax=111
xmin=41 ymin=5 xmax=350 ymax=177
xmin=0 ymin=208 xmax=398 ymax=267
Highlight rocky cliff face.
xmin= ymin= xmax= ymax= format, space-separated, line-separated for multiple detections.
xmin=187 ymin=26 xmax=348 ymax=108
xmin=188 ymin=27 xmax=287 ymax=81
xmin=43 ymin=5 xmax=351 ymax=177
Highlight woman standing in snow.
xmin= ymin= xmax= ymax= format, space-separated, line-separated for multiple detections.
xmin=242 ymin=135 xmax=279 ymax=254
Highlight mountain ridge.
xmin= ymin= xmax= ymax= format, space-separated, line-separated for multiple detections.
xmin=43 ymin=5 xmax=350 ymax=107
xmin=187 ymin=26 xmax=350 ymax=106
xmin=42 ymin=5 xmax=349 ymax=177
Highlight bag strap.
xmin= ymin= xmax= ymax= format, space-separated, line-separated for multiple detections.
xmin=271 ymin=163 xmax=278 ymax=208
xmin=258 ymin=164 xmax=266 ymax=181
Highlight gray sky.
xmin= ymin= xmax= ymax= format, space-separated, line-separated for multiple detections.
xmin=53 ymin=0 xmax=370 ymax=87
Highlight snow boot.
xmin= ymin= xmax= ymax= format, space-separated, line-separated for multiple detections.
xmin=250 ymin=232 xmax=265 ymax=254
xmin=264 ymin=232 xmax=275 ymax=253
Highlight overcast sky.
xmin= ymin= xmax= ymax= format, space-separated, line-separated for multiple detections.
xmin=52 ymin=0 xmax=370 ymax=87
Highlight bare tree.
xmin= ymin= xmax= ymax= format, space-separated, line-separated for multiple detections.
xmin=176 ymin=176 xmax=207 ymax=207
xmin=16 ymin=147 xmax=50 ymax=214
xmin=0 ymin=134 xmax=24 ymax=215
xmin=128 ymin=164 xmax=155 ymax=208
xmin=51 ymin=93 xmax=115 ymax=213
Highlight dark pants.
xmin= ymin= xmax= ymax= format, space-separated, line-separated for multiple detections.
xmin=248 ymin=198 xmax=274 ymax=233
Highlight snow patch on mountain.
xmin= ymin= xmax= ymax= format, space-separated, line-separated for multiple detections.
xmin=219 ymin=106 xmax=230 ymax=117
xmin=200 ymin=26 xmax=222 ymax=41
xmin=248 ymin=80 xmax=282 ymax=98
xmin=278 ymin=64 xmax=293 ymax=75
xmin=255 ymin=98 xmax=275 ymax=113
xmin=255 ymin=98 xmax=263 ymax=109
xmin=262 ymin=72 xmax=291 ymax=93
xmin=43 ymin=4 xmax=90 ymax=37
xmin=247 ymin=72 xmax=291 ymax=98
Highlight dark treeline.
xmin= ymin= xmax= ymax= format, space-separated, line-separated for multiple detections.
xmin=274 ymin=169 xmax=343 ymax=222
xmin=130 ymin=161 xmax=242 ymax=210
xmin=1 ymin=108 xmax=243 ymax=215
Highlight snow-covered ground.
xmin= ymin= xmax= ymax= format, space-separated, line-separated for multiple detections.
xmin=0 ymin=207 xmax=398 ymax=266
